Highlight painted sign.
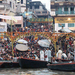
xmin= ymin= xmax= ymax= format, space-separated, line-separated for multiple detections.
xmin=55 ymin=17 xmax=75 ymax=23
xmin=30 ymin=18 xmax=53 ymax=23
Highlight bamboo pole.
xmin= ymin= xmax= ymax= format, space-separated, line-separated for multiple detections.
xmin=10 ymin=20 xmax=14 ymax=57
xmin=11 ymin=39 xmax=14 ymax=57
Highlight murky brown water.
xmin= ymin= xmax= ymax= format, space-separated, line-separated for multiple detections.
xmin=0 ymin=68 xmax=75 ymax=75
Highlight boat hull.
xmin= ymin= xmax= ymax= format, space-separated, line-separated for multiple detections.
xmin=18 ymin=58 xmax=47 ymax=68
xmin=47 ymin=62 xmax=75 ymax=71
xmin=0 ymin=62 xmax=19 ymax=68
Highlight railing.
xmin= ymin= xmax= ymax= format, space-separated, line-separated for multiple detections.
xmin=70 ymin=11 xmax=75 ymax=14
xmin=56 ymin=11 xmax=75 ymax=14
xmin=35 ymin=11 xmax=49 ymax=15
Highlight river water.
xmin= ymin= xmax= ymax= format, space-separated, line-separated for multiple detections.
xmin=0 ymin=68 xmax=75 ymax=75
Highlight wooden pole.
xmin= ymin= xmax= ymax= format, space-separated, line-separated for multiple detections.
xmin=10 ymin=20 xmax=14 ymax=57
xmin=54 ymin=36 xmax=56 ymax=56
xmin=12 ymin=40 xmax=14 ymax=57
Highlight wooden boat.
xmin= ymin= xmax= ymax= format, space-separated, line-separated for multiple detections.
xmin=18 ymin=58 xmax=48 ymax=68
xmin=0 ymin=61 xmax=19 ymax=68
xmin=47 ymin=61 xmax=75 ymax=71
xmin=0 ymin=62 xmax=3 ymax=67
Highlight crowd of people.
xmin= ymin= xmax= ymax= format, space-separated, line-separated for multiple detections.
xmin=0 ymin=33 xmax=75 ymax=62
xmin=1 ymin=23 xmax=54 ymax=61
xmin=13 ymin=35 xmax=55 ymax=61
xmin=7 ymin=24 xmax=53 ymax=32
xmin=0 ymin=24 xmax=75 ymax=62
xmin=55 ymin=36 xmax=75 ymax=61
xmin=0 ymin=35 xmax=55 ymax=61
xmin=0 ymin=38 xmax=13 ymax=61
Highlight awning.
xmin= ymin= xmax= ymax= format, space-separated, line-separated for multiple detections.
xmin=17 ymin=39 xmax=28 ymax=44
xmin=16 ymin=44 xmax=29 ymax=51
xmin=38 ymin=39 xmax=51 ymax=47
xmin=59 ymin=28 xmax=72 ymax=33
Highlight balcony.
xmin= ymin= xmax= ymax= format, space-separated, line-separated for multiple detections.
xmin=34 ymin=11 xmax=50 ymax=16
xmin=0 ymin=3 xmax=10 ymax=10
xmin=56 ymin=11 xmax=75 ymax=15
xmin=0 ymin=3 xmax=10 ymax=14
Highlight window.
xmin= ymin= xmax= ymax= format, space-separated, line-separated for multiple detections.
xmin=0 ymin=1 xmax=2 ymax=3
xmin=21 ymin=0 xmax=23 ymax=4
xmin=36 ymin=12 xmax=40 ymax=14
xmin=13 ymin=3 xmax=14 ymax=9
xmin=34 ymin=3 xmax=36 ymax=5
xmin=70 ymin=7 xmax=74 ymax=11
xmin=43 ymin=7 xmax=46 ymax=10
xmin=42 ymin=11 xmax=47 ymax=13
xmin=65 ymin=0 xmax=68 ymax=1
xmin=58 ymin=24 xmax=65 ymax=27
xmin=30 ymin=6 xmax=32 ymax=9
xmin=70 ymin=7 xmax=74 ymax=14
xmin=10 ymin=2 xmax=12 ymax=7
xmin=35 ymin=5 xmax=39 ymax=9
xmin=68 ymin=23 xmax=74 ymax=27
xmin=15 ymin=24 xmax=21 ymax=27
xmin=0 ymin=18 xmax=2 ymax=22
xmin=15 ymin=0 xmax=16 ymax=3
xmin=58 ymin=7 xmax=62 ymax=11
xmin=27 ymin=2 xmax=29 ymax=4
xmin=64 ymin=7 xmax=68 ymax=11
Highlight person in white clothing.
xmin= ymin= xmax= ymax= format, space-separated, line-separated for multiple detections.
xmin=40 ymin=50 xmax=44 ymax=61
xmin=62 ymin=53 xmax=67 ymax=59
xmin=45 ymin=49 xmax=48 ymax=61
xmin=58 ymin=48 xmax=62 ymax=59
xmin=45 ymin=48 xmax=51 ymax=61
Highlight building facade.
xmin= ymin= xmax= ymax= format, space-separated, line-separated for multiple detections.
xmin=6 ymin=0 xmax=32 ymax=13
xmin=0 ymin=0 xmax=25 ymax=30
xmin=0 ymin=0 xmax=10 ymax=32
xmin=51 ymin=0 xmax=75 ymax=32
xmin=0 ymin=0 xmax=10 ymax=15
xmin=29 ymin=1 xmax=50 ymax=18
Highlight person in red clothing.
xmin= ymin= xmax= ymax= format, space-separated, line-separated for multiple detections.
xmin=69 ymin=40 xmax=72 ymax=47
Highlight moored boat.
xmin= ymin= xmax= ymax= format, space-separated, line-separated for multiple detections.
xmin=47 ymin=61 xmax=75 ymax=71
xmin=18 ymin=58 xmax=48 ymax=68
xmin=0 ymin=61 xmax=19 ymax=68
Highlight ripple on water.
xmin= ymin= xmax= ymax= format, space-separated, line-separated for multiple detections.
xmin=0 ymin=68 xmax=75 ymax=75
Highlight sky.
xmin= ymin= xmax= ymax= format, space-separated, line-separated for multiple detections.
xmin=32 ymin=0 xmax=50 ymax=11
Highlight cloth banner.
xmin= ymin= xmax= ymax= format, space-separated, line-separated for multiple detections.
xmin=0 ymin=15 xmax=22 ymax=20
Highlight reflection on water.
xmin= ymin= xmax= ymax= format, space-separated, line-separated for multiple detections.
xmin=0 ymin=68 xmax=75 ymax=75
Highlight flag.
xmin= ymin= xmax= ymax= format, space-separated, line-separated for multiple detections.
xmin=11 ymin=16 xmax=17 ymax=23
